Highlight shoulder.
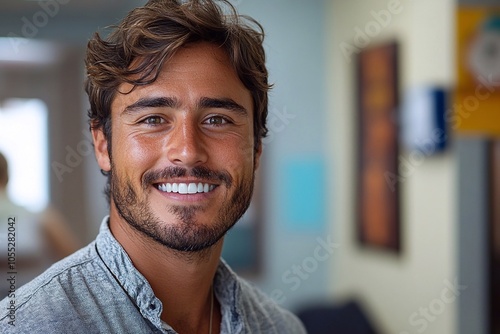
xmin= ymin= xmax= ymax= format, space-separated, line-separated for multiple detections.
xmin=217 ymin=261 xmax=306 ymax=334
xmin=238 ymin=278 xmax=306 ymax=333
xmin=0 ymin=243 xmax=110 ymax=332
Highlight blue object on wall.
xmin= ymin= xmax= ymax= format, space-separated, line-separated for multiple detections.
xmin=402 ymin=87 xmax=448 ymax=153
xmin=282 ymin=159 xmax=325 ymax=232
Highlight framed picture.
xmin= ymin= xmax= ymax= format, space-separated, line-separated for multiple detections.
xmin=356 ymin=42 xmax=401 ymax=253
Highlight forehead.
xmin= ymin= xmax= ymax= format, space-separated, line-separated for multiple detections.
xmin=113 ymin=42 xmax=252 ymax=111
xmin=164 ymin=42 xmax=231 ymax=74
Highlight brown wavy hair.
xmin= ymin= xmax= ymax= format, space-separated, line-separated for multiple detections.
xmin=85 ymin=0 xmax=270 ymax=154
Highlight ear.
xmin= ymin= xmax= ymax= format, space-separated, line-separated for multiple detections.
xmin=92 ymin=127 xmax=111 ymax=172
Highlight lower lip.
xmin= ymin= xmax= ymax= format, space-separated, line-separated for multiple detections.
xmin=154 ymin=186 xmax=218 ymax=203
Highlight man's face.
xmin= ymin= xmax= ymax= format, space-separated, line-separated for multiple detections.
xmin=93 ymin=42 xmax=260 ymax=252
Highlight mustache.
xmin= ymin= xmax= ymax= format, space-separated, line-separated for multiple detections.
xmin=142 ymin=166 xmax=233 ymax=189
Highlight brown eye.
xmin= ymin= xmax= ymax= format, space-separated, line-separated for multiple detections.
xmin=143 ymin=116 xmax=164 ymax=125
xmin=205 ymin=116 xmax=228 ymax=126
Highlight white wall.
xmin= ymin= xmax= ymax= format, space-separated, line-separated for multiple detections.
xmin=327 ymin=0 xmax=458 ymax=333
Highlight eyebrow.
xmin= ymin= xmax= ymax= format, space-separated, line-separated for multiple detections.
xmin=123 ymin=97 xmax=178 ymax=115
xmin=198 ymin=97 xmax=248 ymax=116
xmin=122 ymin=96 xmax=248 ymax=116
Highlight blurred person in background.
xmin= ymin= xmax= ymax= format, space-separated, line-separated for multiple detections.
xmin=0 ymin=152 xmax=80 ymax=298
xmin=0 ymin=0 xmax=306 ymax=333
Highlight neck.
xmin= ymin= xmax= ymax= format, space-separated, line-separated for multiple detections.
xmin=108 ymin=208 xmax=222 ymax=333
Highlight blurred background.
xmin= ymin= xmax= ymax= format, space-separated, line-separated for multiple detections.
xmin=0 ymin=0 xmax=498 ymax=333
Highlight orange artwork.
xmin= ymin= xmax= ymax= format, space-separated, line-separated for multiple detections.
xmin=357 ymin=42 xmax=400 ymax=252
xmin=455 ymin=8 xmax=500 ymax=136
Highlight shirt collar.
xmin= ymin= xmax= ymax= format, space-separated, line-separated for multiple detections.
xmin=94 ymin=216 xmax=246 ymax=333
xmin=214 ymin=258 xmax=244 ymax=333
xmin=95 ymin=216 xmax=163 ymax=328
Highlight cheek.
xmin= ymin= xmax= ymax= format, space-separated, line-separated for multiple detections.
xmin=232 ymin=129 xmax=256 ymax=163
xmin=241 ymin=143 xmax=256 ymax=167
xmin=224 ymin=142 xmax=255 ymax=175
xmin=209 ymin=129 xmax=254 ymax=160
xmin=112 ymin=131 xmax=160 ymax=174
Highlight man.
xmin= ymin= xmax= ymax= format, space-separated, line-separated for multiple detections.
xmin=0 ymin=1 xmax=306 ymax=333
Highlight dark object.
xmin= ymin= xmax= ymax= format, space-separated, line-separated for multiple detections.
xmin=297 ymin=300 xmax=379 ymax=334
xmin=489 ymin=141 xmax=500 ymax=334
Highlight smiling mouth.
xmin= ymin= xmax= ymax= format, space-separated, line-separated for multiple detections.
xmin=155 ymin=182 xmax=217 ymax=194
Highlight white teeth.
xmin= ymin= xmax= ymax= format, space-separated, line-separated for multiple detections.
xmin=157 ymin=182 xmax=216 ymax=194
xmin=187 ymin=183 xmax=197 ymax=194
xmin=178 ymin=183 xmax=188 ymax=194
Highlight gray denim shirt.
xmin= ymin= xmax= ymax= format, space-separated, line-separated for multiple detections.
xmin=0 ymin=217 xmax=306 ymax=334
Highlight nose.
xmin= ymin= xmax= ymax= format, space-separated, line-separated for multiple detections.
xmin=166 ymin=118 xmax=208 ymax=167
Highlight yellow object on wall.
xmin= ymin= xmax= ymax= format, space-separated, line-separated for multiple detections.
xmin=455 ymin=8 xmax=500 ymax=135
